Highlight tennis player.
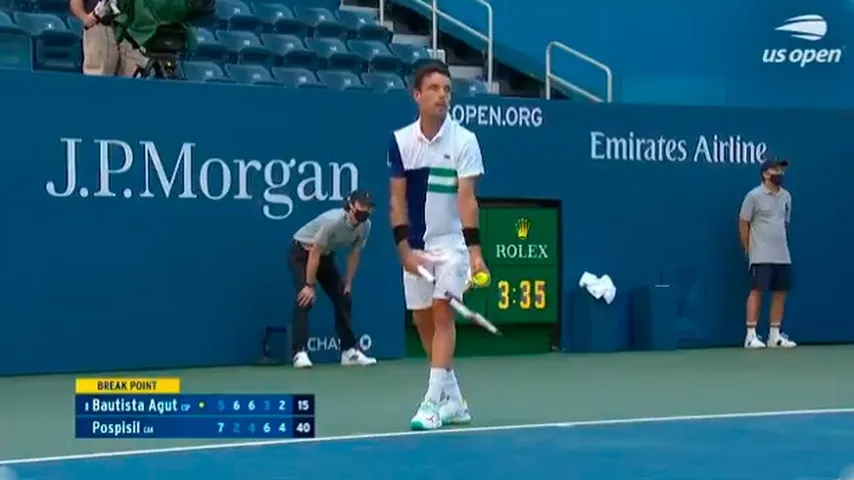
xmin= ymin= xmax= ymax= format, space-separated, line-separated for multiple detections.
xmin=387 ymin=60 xmax=489 ymax=430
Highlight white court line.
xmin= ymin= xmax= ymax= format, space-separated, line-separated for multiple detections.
xmin=1 ymin=407 xmax=852 ymax=466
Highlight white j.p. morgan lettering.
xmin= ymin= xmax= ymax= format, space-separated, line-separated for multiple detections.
xmin=46 ymin=138 xmax=360 ymax=220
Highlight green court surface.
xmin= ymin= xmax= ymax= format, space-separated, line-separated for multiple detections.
xmin=0 ymin=346 xmax=852 ymax=463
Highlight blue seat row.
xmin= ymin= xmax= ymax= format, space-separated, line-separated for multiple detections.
xmin=0 ymin=11 xmax=80 ymax=71
xmin=197 ymin=0 xmax=392 ymax=43
xmin=0 ymin=5 xmax=493 ymax=95
xmin=181 ymin=62 xmax=491 ymax=97
xmin=1 ymin=0 xmax=342 ymax=14
xmin=192 ymin=28 xmax=431 ymax=76
xmin=3 ymin=0 xmax=391 ymax=44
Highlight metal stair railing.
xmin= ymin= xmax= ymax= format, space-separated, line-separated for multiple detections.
xmin=545 ymin=40 xmax=613 ymax=102
xmin=379 ymin=0 xmax=494 ymax=92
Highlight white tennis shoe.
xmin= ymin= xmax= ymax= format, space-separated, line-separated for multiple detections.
xmin=744 ymin=334 xmax=766 ymax=349
xmin=767 ymin=332 xmax=797 ymax=348
xmin=293 ymin=351 xmax=313 ymax=368
xmin=341 ymin=348 xmax=377 ymax=366
xmin=439 ymin=397 xmax=471 ymax=425
xmin=410 ymin=400 xmax=442 ymax=430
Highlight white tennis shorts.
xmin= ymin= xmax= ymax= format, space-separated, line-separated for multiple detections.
xmin=403 ymin=249 xmax=471 ymax=310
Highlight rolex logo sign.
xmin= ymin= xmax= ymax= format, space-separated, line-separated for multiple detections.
xmin=515 ymin=218 xmax=530 ymax=241
xmin=496 ymin=216 xmax=547 ymax=261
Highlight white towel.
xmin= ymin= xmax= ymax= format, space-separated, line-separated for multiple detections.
xmin=578 ymin=271 xmax=617 ymax=305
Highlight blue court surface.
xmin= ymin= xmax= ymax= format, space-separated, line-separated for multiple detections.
xmin=2 ymin=409 xmax=853 ymax=480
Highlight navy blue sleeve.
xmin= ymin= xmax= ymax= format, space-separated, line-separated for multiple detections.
xmin=387 ymin=134 xmax=405 ymax=178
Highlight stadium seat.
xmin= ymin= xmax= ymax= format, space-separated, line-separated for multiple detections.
xmin=14 ymin=12 xmax=80 ymax=72
xmin=216 ymin=29 xmax=275 ymax=66
xmin=336 ymin=9 xmax=390 ymax=43
xmin=251 ymin=3 xmax=309 ymax=38
xmin=271 ymin=66 xmax=327 ymax=88
xmin=224 ymin=63 xmax=281 ymax=86
xmin=281 ymin=0 xmax=340 ymax=10
xmin=260 ymin=33 xmax=317 ymax=69
xmin=0 ymin=11 xmax=22 ymax=30
xmin=191 ymin=27 xmax=229 ymax=63
xmin=389 ymin=43 xmax=431 ymax=74
xmin=316 ymin=69 xmax=369 ymax=91
xmin=0 ymin=12 xmax=32 ymax=70
xmin=452 ymin=77 xmax=490 ymax=97
xmin=294 ymin=7 xmax=345 ymax=39
xmin=215 ymin=0 xmax=265 ymax=34
xmin=64 ymin=15 xmax=82 ymax=37
xmin=305 ymin=37 xmax=360 ymax=72
xmin=361 ymin=71 xmax=406 ymax=94
xmin=348 ymin=39 xmax=401 ymax=74
xmin=182 ymin=60 xmax=236 ymax=83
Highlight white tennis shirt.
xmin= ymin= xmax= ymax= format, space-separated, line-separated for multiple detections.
xmin=387 ymin=115 xmax=485 ymax=252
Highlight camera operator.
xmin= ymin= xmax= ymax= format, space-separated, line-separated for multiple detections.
xmin=70 ymin=0 xmax=147 ymax=76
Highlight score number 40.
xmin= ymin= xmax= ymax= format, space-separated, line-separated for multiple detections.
xmin=497 ymin=280 xmax=546 ymax=310
xmin=216 ymin=422 xmax=312 ymax=434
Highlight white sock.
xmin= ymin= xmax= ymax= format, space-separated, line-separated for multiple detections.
xmin=444 ymin=369 xmax=463 ymax=401
xmin=747 ymin=327 xmax=757 ymax=338
xmin=769 ymin=326 xmax=780 ymax=338
xmin=425 ymin=368 xmax=445 ymax=404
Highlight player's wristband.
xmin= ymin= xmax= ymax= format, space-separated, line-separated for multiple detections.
xmin=463 ymin=227 xmax=481 ymax=247
xmin=393 ymin=225 xmax=408 ymax=245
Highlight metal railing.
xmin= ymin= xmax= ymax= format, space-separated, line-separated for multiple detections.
xmin=545 ymin=40 xmax=613 ymax=102
xmin=379 ymin=0 xmax=494 ymax=91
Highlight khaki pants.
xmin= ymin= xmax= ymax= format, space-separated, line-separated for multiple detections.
xmin=82 ymin=24 xmax=148 ymax=77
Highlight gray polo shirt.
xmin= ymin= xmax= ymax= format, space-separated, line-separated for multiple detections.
xmin=739 ymin=185 xmax=792 ymax=265
xmin=293 ymin=208 xmax=371 ymax=255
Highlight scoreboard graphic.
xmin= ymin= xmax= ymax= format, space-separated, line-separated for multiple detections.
xmin=74 ymin=378 xmax=315 ymax=439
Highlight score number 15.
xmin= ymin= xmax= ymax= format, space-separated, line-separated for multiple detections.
xmin=498 ymin=280 xmax=546 ymax=310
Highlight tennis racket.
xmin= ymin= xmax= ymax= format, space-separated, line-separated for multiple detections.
xmin=416 ymin=265 xmax=502 ymax=336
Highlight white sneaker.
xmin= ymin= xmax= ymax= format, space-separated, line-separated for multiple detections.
xmin=410 ymin=400 xmax=442 ymax=431
xmin=293 ymin=351 xmax=313 ymax=368
xmin=768 ymin=332 xmax=797 ymax=348
xmin=341 ymin=348 xmax=377 ymax=366
xmin=744 ymin=335 xmax=766 ymax=349
xmin=439 ymin=397 xmax=471 ymax=425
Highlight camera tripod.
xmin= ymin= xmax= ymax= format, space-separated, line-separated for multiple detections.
xmin=133 ymin=52 xmax=182 ymax=79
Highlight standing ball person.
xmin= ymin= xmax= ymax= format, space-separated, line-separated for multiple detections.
xmin=288 ymin=190 xmax=378 ymax=368
xmin=738 ymin=159 xmax=796 ymax=349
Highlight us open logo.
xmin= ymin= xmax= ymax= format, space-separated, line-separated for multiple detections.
xmin=762 ymin=14 xmax=844 ymax=67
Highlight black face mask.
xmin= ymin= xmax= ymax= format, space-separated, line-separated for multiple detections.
xmin=768 ymin=174 xmax=784 ymax=186
xmin=347 ymin=203 xmax=370 ymax=224
xmin=353 ymin=210 xmax=370 ymax=223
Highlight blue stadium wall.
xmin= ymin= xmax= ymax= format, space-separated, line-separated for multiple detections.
xmin=393 ymin=0 xmax=854 ymax=107
xmin=1 ymin=69 xmax=853 ymax=375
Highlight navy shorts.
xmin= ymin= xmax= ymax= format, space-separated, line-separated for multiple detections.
xmin=749 ymin=263 xmax=792 ymax=292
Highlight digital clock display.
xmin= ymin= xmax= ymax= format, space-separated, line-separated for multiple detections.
xmin=488 ymin=267 xmax=559 ymax=323
xmin=497 ymin=279 xmax=547 ymax=310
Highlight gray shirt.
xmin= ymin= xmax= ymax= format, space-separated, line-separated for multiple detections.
xmin=293 ymin=208 xmax=371 ymax=255
xmin=739 ymin=185 xmax=792 ymax=265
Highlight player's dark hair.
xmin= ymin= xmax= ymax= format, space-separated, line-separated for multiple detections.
xmin=412 ymin=60 xmax=451 ymax=91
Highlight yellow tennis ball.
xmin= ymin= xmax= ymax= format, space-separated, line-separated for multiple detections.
xmin=472 ymin=271 xmax=490 ymax=287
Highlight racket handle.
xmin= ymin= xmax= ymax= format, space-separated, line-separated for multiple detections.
xmin=417 ymin=265 xmax=501 ymax=336
xmin=416 ymin=265 xmax=436 ymax=282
